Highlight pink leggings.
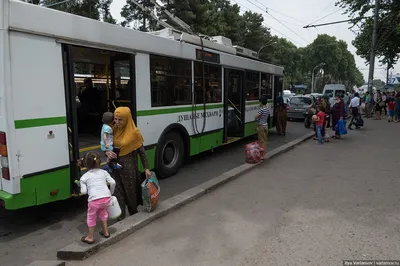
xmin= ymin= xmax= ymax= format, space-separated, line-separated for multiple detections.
xmin=87 ymin=197 xmax=111 ymax=227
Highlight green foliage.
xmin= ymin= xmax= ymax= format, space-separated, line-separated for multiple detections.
xmin=336 ymin=0 xmax=400 ymax=67
xmin=33 ymin=0 xmax=116 ymax=23
xmin=121 ymin=0 xmax=160 ymax=30
xmin=29 ymin=0 xmax=363 ymax=90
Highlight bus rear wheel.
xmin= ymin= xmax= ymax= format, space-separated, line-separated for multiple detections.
xmin=156 ymin=131 xmax=184 ymax=179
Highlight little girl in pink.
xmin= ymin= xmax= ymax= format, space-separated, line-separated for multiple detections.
xmin=79 ymin=152 xmax=116 ymax=244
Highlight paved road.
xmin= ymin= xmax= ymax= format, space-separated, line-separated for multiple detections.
xmin=69 ymin=118 xmax=400 ymax=266
xmin=0 ymin=121 xmax=310 ymax=266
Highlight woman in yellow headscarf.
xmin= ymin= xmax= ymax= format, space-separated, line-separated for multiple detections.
xmin=105 ymin=107 xmax=151 ymax=219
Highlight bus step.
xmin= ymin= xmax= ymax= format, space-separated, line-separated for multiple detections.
xmin=225 ymin=137 xmax=241 ymax=145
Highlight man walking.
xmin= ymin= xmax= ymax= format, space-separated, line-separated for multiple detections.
xmin=348 ymin=92 xmax=361 ymax=130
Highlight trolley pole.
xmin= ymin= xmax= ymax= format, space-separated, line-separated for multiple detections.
xmin=367 ymin=0 xmax=380 ymax=95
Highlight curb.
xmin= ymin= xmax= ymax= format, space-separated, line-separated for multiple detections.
xmin=57 ymin=131 xmax=314 ymax=261
xmin=25 ymin=261 xmax=65 ymax=266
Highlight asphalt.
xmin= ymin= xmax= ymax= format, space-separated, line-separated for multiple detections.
xmin=67 ymin=117 xmax=400 ymax=266
xmin=0 ymin=121 xmax=310 ymax=266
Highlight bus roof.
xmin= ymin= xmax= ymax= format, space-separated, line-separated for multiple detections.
xmin=8 ymin=0 xmax=284 ymax=75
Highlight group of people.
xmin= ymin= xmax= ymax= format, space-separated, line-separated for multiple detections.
xmin=77 ymin=106 xmax=151 ymax=244
xmin=311 ymin=93 xmax=354 ymax=144
xmin=364 ymin=90 xmax=400 ymax=122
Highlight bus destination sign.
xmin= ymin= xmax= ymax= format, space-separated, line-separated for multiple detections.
xmin=196 ymin=49 xmax=220 ymax=64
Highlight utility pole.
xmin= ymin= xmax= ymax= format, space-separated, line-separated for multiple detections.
xmin=386 ymin=62 xmax=390 ymax=85
xmin=367 ymin=0 xmax=380 ymax=95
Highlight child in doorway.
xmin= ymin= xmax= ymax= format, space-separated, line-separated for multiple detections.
xmin=78 ymin=152 xmax=116 ymax=244
xmin=100 ymin=112 xmax=122 ymax=173
xmin=388 ymin=98 xmax=395 ymax=122
xmin=315 ymin=105 xmax=325 ymax=144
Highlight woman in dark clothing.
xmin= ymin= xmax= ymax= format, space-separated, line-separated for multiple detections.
xmin=105 ymin=107 xmax=151 ymax=219
xmin=331 ymin=94 xmax=345 ymax=139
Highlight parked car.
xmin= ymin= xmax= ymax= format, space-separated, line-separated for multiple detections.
xmin=287 ymin=95 xmax=314 ymax=120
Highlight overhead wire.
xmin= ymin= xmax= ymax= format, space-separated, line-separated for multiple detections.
xmin=230 ymin=0 xmax=303 ymax=46
xmin=251 ymin=0 xmax=307 ymax=24
xmin=245 ymin=0 xmax=310 ymax=44
xmin=306 ymin=8 xmax=344 ymax=26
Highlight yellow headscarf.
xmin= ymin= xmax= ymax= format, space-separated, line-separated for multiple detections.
xmin=113 ymin=107 xmax=144 ymax=156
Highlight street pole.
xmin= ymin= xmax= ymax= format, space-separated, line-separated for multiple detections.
xmin=312 ymin=71 xmax=315 ymax=94
xmin=367 ymin=0 xmax=380 ymax=95
xmin=386 ymin=62 xmax=390 ymax=85
xmin=311 ymin=63 xmax=325 ymax=93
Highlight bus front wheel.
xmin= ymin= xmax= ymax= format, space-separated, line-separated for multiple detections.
xmin=156 ymin=131 xmax=184 ymax=179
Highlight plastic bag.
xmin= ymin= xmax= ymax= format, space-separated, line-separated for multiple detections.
xmin=107 ymin=196 xmax=122 ymax=219
xmin=141 ymin=172 xmax=160 ymax=212
xmin=337 ymin=119 xmax=348 ymax=135
xmin=354 ymin=115 xmax=364 ymax=127
xmin=245 ymin=141 xmax=265 ymax=164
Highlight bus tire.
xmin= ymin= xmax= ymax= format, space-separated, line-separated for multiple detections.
xmin=156 ymin=131 xmax=184 ymax=179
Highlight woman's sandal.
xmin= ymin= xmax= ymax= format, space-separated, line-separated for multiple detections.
xmin=99 ymin=230 xmax=111 ymax=239
xmin=81 ymin=236 xmax=95 ymax=245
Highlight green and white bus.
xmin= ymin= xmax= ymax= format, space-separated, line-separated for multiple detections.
xmin=0 ymin=0 xmax=284 ymax=210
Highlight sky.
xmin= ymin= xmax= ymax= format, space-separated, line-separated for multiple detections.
xmin=109 ymin=0 xmax=400 ymax=84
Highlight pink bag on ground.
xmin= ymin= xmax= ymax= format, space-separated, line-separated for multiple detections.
xmin=245 ymin=141 xmax=265 ymax=164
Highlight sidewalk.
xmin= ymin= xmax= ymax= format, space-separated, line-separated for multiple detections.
xmin=68 ymin=118 xmax=400 ymax=266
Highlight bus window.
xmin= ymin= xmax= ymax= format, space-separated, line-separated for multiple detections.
xmin=261 ymin=73 xmax=273 ymax=99
xmin=150 ymin=55 xmax=192 ymax=107
xmin=194 ymin=62 xmax=222 ymax=104
xmin=245 ymin=71 xmax=259 ymax=101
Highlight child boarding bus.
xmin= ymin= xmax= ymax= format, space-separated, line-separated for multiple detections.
xmin=0 ymin=0 xmax=284 ymax=210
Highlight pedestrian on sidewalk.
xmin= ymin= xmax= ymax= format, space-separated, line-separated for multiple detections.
xmin=382 ymin=92 xmax=388 ymax=115
xmin=78 ymin=152 xmax=116 ymax=244
xmin=255 ymin=96 xmax=269 ymax=154
xmin=315 ymin=105 xmax=325 ymax=144
xmin=348 ymin=92 xmax=361 ymax=130
xmin=322 ymin=96 xmax=331 ymax=142
xmin=388 ymin=98 xmax=395 ymax=122
xmin=374 ymin=90 xmax=383 ymax=120
xmin=364 ymin=92 xmax=372 ymax=118
xmin=275 ymin=93 xmax=287 ymax=136
xmin=105 ymin=107 xmax=152 ymax=220
xmin=331 ymin=94 xmax=345 ymax=139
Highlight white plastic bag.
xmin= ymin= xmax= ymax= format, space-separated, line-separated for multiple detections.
xmin=107 ymin=196 xmax=122 ymax=220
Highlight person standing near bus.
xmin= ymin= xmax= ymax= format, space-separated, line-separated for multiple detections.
xmin=105 ymin=107 xmax=152 ymax=220
xmin=276 ymin=93 xmax=287 ymax=136
xmin=255 ymin=96 xmax=270 ymax=156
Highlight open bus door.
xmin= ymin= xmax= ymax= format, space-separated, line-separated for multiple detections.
xmin=62 ymin=44 xmax=136 ymax=193
xmin=62 ymin=44 xmax=80 ymax=191
xmin=223 ymin=68 xmax=245 ymax=144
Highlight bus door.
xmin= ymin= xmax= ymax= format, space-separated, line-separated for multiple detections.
xmin=273 ymin=75 xmax=283 ymax=123
xmin=109 ymin=54 xmax=136 ymax=121
xmin=223 ymin=68 xmax=245 ymax=143
xmin=62 ymin=44 xmax=80 ymax=188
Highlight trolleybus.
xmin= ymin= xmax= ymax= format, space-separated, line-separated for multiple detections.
xmin=0 ymin=0 xmax=284 ymax=210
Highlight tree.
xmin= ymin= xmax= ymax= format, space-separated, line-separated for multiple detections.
xmin=336 ymin=0 xmax=400 ymax=67
xmin=121 ymin=0 xmax=160 ymax=31
xmin=236 ymin=11 xmax=270 ymax=51
xmin=158 ymin=0 xmax=209 ymax=34
xmin=32 ymin=0 xmax=116 ymax=23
